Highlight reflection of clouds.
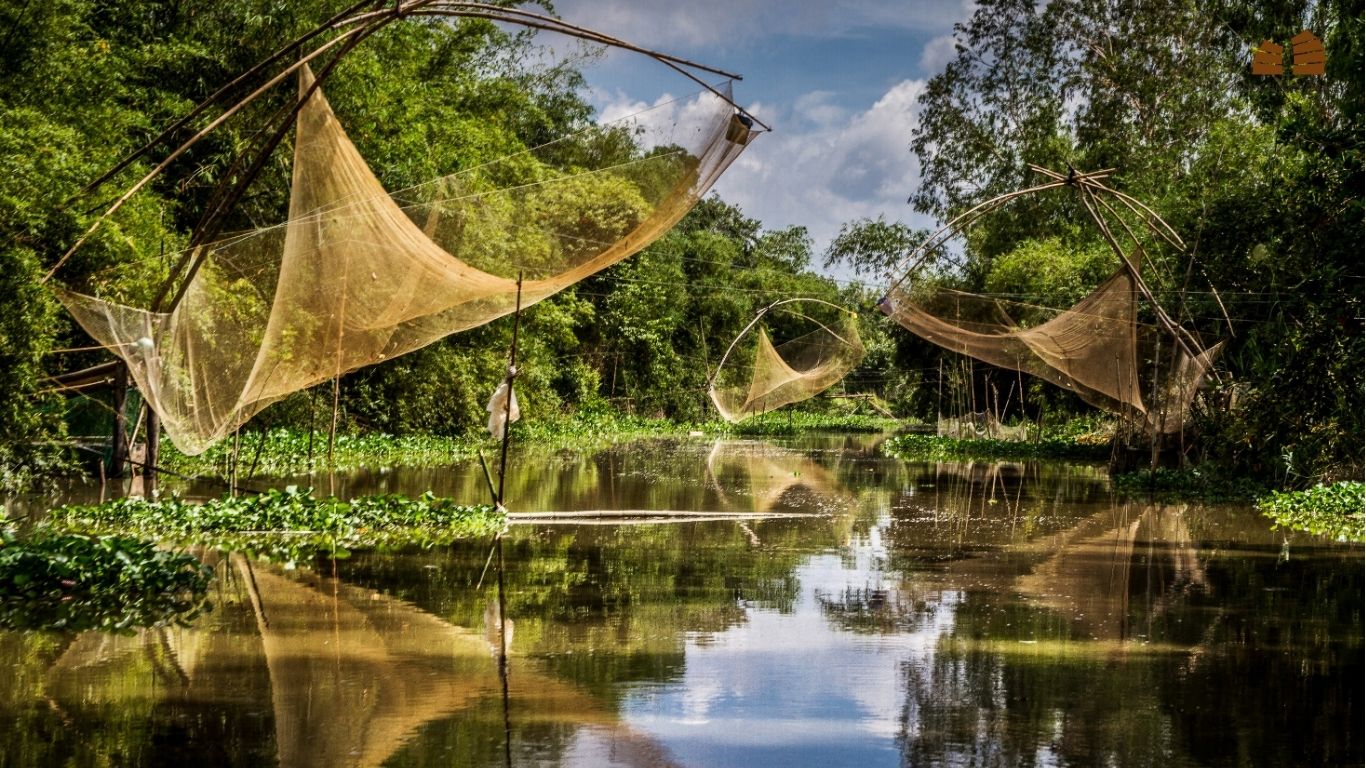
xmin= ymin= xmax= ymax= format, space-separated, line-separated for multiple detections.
xmin=621 ymin=523 xmax=962 ymax=766
xmin=680 ymin=676 xmax=721 ymax=725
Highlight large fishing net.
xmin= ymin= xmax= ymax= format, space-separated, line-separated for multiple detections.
xmin=879 ymin=267 xmax=1220 ymax=433
xmin=59 ymin=66 xmax=755 ymax=454
xmin=709 ymin=302 xmax=866 ymax=423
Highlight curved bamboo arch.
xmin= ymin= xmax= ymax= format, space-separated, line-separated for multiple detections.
xmin=880 ymin=166 xmax=1225 ymax=435
xmin=708 ymin=297 xmax=859 ymax=388
xmin=707 ymin=297 xmax=866 ymax=423
xmin=883 ymin=165 xmax=1202 ymax=361
xmin=44 ymin=0 xmax=771 ymax=291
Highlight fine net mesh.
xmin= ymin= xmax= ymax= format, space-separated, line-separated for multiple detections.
xmin=59 ymin=66 xmax=755 ymax=454
xmin=880 ymin=267 xmax=1217 ymax=433
xmin=709 ymin=309 xmax=866 ymax=423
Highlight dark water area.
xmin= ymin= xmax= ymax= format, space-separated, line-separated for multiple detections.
xmin=1 ymin=435 xmax=1360 ymax=767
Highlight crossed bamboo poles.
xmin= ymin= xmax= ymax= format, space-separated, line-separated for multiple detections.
xmin=44 ymin=0 xmax=769 ymax=314
xmin=884 ymin=165 xmax=1208 ymax=361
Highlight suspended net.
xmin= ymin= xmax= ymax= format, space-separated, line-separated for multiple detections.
xmin=708 ymin=302 xmax=866 ymax=423
xmin=58 ymin=66 xmax=756 ymax=454
xmin=879 ymin=267 xmax=1221 ymax=434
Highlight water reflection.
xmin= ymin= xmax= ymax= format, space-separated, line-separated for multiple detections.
xmin=0 ymin=437 xmax=1359 ymax=767
xmin=36 ymin=552 xmax=680 ymax=768
xmin=705 ymin=439 xmax=851 ymax=515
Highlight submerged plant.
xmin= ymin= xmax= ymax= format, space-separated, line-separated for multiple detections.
xmin=0 ymin=527 xmax=211 ymax=632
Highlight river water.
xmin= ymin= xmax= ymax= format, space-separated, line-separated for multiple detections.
xmin=1 ymin=434 xmax=1360 ymax=767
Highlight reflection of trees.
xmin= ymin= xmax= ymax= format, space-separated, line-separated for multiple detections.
xmin=29 ymin=556 xmax=686 ymax=768
xmin=893 ymin=504 xmax=1363 ymax=768
xmin=880 ymin=459 xmax=1113 ymax=567
xmin=336 ymin=513 xmax=851 ymax=708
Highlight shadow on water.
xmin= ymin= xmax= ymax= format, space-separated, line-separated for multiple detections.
xmin=0 ymin=434 xmax=1359 ymax=766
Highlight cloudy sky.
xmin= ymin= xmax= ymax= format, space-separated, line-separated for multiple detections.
xmin=544 ymin=0 xmax=975 ymax=259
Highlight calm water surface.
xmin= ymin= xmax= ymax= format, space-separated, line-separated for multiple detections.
xmin=1 ymin=435 xmax=1360 ymax=767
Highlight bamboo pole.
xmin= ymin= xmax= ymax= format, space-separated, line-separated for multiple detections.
xmin=496 ymin=273 xmax=524 ymax=509
xmin=47 ymin=0 xmax=765 ymax=286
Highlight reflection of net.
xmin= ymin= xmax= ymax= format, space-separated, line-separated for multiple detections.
xmin=880 ymin=268 xmax=1218 ymax=433
xmin=709 ymin=312 xmax=865 ymax=423
xmin=47 ymin=555 xmax=679 ymax=768
xmin=58 ymin=66 xmax=754 ymax=454
xmin=1014 ymin=505 xmax=1207 ymax=641
xmin=705 ymin=440 xmax=844 ymax=513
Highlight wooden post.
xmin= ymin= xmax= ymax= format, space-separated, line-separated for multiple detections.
xmin=496 ymin=273 xmax=525 ymax=509
xmin=937 ymin=357 xmax=943 ymax=435
xmin=145 ymin=402 xmax=160 ymax=492
xmin=108 ymin=363 xmax=129 ymax=479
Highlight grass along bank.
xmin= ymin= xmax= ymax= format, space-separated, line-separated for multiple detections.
xmin=48 ymin=487 xmax=503 ymax=562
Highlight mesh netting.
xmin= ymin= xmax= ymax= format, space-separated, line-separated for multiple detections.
xmin=709 ymin=307 xmax=866 ymax=423
xmin=59 ymin=66 xmax=755 ymax=454
xmin=880 ymin=267 xmax=1218 ymax=433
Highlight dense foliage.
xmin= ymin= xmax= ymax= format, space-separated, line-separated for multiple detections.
xmin=0 ymin=527 xmax=210 ymax=631
xmin=838 ymin=0 xmax=1363 ymax=482
xmin=0 ymin=1 xmax=880 ymax=489
xmin=0 ymin=0 xmax=1358 ymax=490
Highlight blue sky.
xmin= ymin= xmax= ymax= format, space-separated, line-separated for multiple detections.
xmin=542 ymin=0 xmax=976 ymax=258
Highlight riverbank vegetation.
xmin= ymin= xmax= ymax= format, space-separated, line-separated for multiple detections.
xmin=883 ymin=433 xmax=1110 ymax=463
xmin=157 ymin=410 xmax=900 ymax=478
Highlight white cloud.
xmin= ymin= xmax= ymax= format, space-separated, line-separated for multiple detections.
xmin=918 ymin=33 xmax=959 ymax=73
xmin=707 ymin=79 xmax=933 ymax=257
xmin=591 ymin=88 xmax=736 ymax=151
xmin=551 ymin=0 xmax=973 ymax=50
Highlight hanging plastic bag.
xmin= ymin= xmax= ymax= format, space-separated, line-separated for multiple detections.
xmin=485 ymin=370 xmax=521 ymax=437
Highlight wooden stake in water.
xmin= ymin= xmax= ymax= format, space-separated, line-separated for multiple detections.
xmin=496 ymin=273 xmax=524 ymax=509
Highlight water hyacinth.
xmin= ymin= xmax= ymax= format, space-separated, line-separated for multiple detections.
xmin=49 ymin=487 xmax=504 ymax=562
xmin=0 ymin=527 xmax=211 ymax=632
xmin=1258 ymin=482 xmax=1366 ymax=542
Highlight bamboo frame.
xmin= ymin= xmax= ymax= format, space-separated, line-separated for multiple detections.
xmin=44 ymin=0 xmax=768 ymax=290
xmin=884 ymin=165 xmax=1207 ymax=360
xmin=707 ymin=297 xmax=857 ymax=389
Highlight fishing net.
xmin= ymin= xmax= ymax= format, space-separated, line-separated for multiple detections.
xmin=709 ymin=305 xmax=866 ymax=423
xmin=58 ymin=66 xmax=756 ymax=454
xmin=880 ymin=267 xmax=1218 ymax=433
